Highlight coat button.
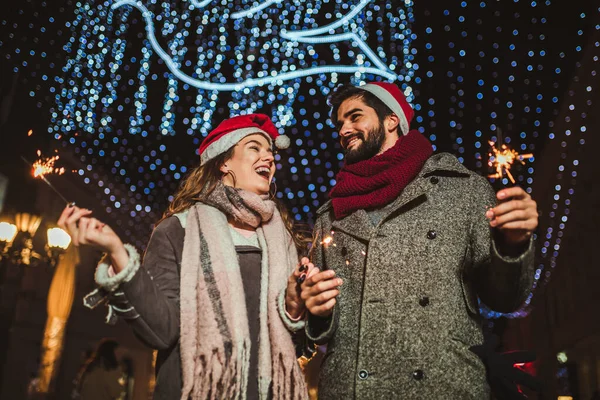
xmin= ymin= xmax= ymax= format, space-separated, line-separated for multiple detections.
xmin=419 ymin=296 xmax=430 ymax=307
xmin=412 ymin=369 xmax=425 ymax=380
xmin=341 ymin=246 xmax=348 ymax=257
xmin=358 ymin=370 xmax=369 ymax=380
xmin=430 ymin=176 xmax=439 ymax=184
xmin=427 ymin=230 xmax=437 ymax=240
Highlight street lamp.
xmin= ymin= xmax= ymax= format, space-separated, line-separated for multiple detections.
xmin=0 ymin=222 xmax=18 ymax=255
xmin=0 ymin=213 xmax=71 ymax=267
xmin=46 ymin=228 xmax=72 ymax=267
xmin=0 ymin=216 xmax=72 ymax=396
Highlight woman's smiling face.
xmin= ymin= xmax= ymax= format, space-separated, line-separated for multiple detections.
xmin=220 ymin=133 xmax=275 ymax=195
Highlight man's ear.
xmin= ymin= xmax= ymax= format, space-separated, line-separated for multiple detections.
xmin=385 ymin=114 xmax=400 ymax=134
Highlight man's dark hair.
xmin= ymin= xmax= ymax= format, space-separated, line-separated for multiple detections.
xmin=328 ymin=84 xmax=394 ymax=128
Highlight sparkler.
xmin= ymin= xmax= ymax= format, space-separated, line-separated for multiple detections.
xmin=21 ymin=155 xmax=73 ymax=205
xmin=32 ymin=151 xmax=65 ymax=178
xmin=487 ymin=128 xmax=534 ymax=184
xmin=321 ymin=235 xmax=335 ymax=247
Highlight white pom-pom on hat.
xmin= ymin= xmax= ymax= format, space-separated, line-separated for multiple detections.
xmin=275 ymin=134 xmax=291 ymax=150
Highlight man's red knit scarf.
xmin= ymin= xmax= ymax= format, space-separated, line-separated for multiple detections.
xmin=330 ymin=130 xmax=433 ymax=220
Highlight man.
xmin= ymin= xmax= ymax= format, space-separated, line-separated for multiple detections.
xmin=298 ymin=82 xmax=537 ymax=399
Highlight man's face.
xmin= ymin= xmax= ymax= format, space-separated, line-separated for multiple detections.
xmin=336 ymin=96 xmax=386 ymax=164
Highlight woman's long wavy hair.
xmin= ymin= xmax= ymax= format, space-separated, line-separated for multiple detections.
xmin=160 ymin=147 xmax=310 ymax=253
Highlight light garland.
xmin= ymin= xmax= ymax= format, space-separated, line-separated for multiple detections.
xmin=1 ymin=1 xmax=597 ymax=316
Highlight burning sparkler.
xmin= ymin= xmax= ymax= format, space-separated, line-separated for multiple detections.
xmin=306 ymin=230 xmax=338 ymax=269
xmin=21 ymin=155 xmax=73 ymax=205
xmin=321 ymin=235 xmax=335 ymax=247
xmin=487 ymin=128 xmax=534 ymax=184
xmin=32 ymin=152 xmax=65 ymax=178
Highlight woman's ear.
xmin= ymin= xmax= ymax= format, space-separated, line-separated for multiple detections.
xmin=220 ymin=164 xmax=229 ymax=174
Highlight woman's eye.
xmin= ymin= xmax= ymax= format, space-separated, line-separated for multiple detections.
xmin=250 ymin=146 xmax=259 ymax=151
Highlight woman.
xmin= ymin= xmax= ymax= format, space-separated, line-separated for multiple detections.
xmin=75 ymin=339 xmax=124 ymax=400
xmin=58 ymin=114 xmax=309 ymax=400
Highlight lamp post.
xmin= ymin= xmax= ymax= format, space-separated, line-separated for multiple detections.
xmin=0 ymin=214 xmax=70 ymax=270
xmin=36 ymin=244 xmax=77 ymax=395
xmin=45 ymin=228 xmax=72 ymax=267
xmin=0 ymin=213 xmax=71 ymax=396
xmin=0 ymin=222 xmax=18 ymax=253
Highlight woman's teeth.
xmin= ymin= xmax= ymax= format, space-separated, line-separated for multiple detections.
xmin=255 ymin=167 xmax=270 ymax=179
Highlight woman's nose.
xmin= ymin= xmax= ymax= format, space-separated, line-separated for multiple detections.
xmin=263 ymin=151 xmax=275 ymax=162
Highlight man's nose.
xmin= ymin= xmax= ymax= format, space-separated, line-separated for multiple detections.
xmin=339 ymin=122 xmax=353 ymax=137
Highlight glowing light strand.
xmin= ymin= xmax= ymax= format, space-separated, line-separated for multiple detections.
xmin=111 ymin=0 xmax=397 ymax=90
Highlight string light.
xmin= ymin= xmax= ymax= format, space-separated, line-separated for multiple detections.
xmin=413 ymin=1 xmax=598 ymax=318
xmin=1 ymin=0 xmax=416 ymax=247
xmin=1 ymin=1 xmax=597 ymax=308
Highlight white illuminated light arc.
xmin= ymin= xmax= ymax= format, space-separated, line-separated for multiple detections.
xmin=230 ymin=0 xmax=283 ymax=18
xmin=233 ymin=0 xmax=389 ymax=72
xmin=111 ymin=0 xmax=397 ymax=91
xmin=188 ymin=0 xmax=212 ymax=7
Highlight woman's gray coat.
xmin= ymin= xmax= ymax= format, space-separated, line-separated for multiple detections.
xmin=306 ymin=153 xmax=534 ymax=400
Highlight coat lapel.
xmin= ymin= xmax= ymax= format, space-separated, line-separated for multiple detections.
xmin=331 ymin=208 xmax=374 ymax=242
xmin=374 ymin=178 xmax=429 ymax=230
xmin=325 ymin=153 xmax=473 ymax=240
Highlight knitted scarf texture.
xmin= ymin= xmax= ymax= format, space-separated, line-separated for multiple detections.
xmin=179 ymin=182 xmax=307 ymax=399
xmin=330 ymin=130 xmax=433 ymax=219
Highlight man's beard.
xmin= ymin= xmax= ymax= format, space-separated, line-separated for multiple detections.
xmin=344 ymin=123 xmax=386 ymax=165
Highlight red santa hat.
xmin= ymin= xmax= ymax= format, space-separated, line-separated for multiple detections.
xmin=199 ymin=113 xmax=290 ymax=165
xmin=359 ymin=82 xmax=414 ymax=136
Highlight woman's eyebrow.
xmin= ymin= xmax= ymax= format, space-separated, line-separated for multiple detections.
xmin=245 ymin=139 xmax=273 ymax=152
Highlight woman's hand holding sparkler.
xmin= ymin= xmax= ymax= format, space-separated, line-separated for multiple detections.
xmin=57 ymin=205 xmax=130 ymax=272
xmin=485 ymin=187 xmax=539 ymax=246
xmin=285 ymin=257 xmax=317 ymax=319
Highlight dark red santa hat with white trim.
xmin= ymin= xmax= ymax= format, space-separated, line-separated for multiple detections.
xmin=359 ymin=82 xmax=414 ymax=135
xmin=199 ymin=113 xmax=290 ymax=165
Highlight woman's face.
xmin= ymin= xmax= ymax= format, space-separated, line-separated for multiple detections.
xmin=221 ymin=133 xmax=275 ymax=195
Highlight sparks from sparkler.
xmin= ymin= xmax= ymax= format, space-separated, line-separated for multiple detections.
xmin=21 ymin=155 xmax=72 ymax=205
xmin=487 ymin=128 xmax=534 ymax=184
xmin=307 ymin=230 xmax=338 ymax=268
xmin=321 ymin=234 xmax=335 ymax=247
xmin=32 ymin=153 xmax=65 ymax=178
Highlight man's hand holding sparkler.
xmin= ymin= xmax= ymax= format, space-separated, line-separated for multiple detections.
xmin=57 ymin=205 xmax=130 ymax=272
xmin=286 ymin=252 xmax=343 ymax=319
xmin=298 ymin=267 xmax=343 ymax=318
xmin=486 ymin=187 xmax=539 ymax=246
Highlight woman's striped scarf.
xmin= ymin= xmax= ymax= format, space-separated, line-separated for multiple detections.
xmin=179 ymin=182 xmax=307 ymax=400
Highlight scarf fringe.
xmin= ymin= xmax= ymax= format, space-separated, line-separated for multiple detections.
xmin=272 ymin=352 xmax=308 ymax=400
xmin=189 ymin=341 xmax=250 ymax=400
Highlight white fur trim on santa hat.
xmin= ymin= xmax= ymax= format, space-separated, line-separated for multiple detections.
xmin=200 ymin=127 xmax=271 ymax=165
xmin=360 ymin=84 xmax=410 ymax=136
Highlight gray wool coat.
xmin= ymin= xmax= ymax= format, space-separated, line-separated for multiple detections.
xmin=306 ymin=152 xmax=534 ymax=400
